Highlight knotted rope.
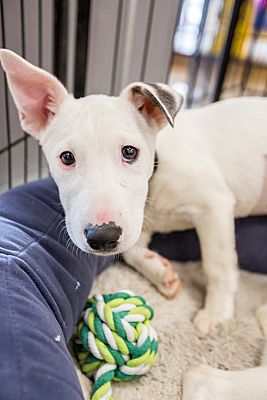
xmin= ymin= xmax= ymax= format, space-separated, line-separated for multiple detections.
xmin=74 ymin=290 xmax=158 ymax=400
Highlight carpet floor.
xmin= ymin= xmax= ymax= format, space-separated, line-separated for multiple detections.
xmin=89 ymin=261 xmax=267 ymax=399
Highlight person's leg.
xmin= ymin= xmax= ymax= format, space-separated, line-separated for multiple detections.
xmin=150 ymin=216 xmax=267 ymax=274
xmin=0 ymin=178 xmax=113 ymax=399
xmin=0 ymin=255 xmax=85 ymax=400
xmin=235 ymin=216 xmax=267 ymax=273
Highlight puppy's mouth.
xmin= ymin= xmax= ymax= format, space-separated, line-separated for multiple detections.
xmin=66 ymin=239 xmax=122 ymax=257
xmin=84 ymin=240 xmax=133 ymax=257
xmin=74 ymin=238 xmax=124 ymax=256
xmin=88 ymin=248 xmax=121 ymax=257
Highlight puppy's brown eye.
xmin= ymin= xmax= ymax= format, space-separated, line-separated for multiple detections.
xmin=122 ymin=146 xmax=139 ymax=163
xmin=60 ymin=151 xmax=76 ymax=166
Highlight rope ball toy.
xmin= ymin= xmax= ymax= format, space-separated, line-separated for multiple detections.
xmin=74 ymin=290 xmax=158 ymax=400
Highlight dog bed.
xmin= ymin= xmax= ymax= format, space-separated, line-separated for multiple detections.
xmin=92 ymin=261 xmax=267 ymax=400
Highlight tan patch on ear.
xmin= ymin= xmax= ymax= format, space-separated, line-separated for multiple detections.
xmin=139 ymin=95 xmax=167 ymax=126
xmin=252 ymin=155 xmax=267 ymax=214
xmin=131 ymin=85 xmax=172 ymax=128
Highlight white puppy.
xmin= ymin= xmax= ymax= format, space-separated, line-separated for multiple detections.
xmin=1 ymin=49 xmax=267 ymax=400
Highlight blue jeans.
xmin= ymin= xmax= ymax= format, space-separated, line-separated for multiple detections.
xmin=0 ymin=178 xmax=113 ymax=399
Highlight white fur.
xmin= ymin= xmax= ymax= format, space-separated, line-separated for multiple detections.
xmin=125 ymin=97 xmax=267 ymax=329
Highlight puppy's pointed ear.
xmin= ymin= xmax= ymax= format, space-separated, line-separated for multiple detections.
xmin=121 ymin=82 xmax=183 ymax=132
xmin=0 ymin=49 xmax=68 ymax=137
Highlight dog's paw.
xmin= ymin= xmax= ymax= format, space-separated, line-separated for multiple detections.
xmin=156 ymin=276 xmax=181 ymax=299
xmin=193 ymin=307 xmax=235 ymax=334
xmin=144 ymin=250 xmax=181 ymax=299
xmin=193 ymin=309 xmax=221 ymax=334
xmin=182 ymin=365 xmax=224 ymax=400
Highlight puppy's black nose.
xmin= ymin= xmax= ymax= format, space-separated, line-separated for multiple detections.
xmin=84 ymin=222 xmax=122 ymax=252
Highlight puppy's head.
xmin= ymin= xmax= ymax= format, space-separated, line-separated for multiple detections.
xmin=0 ymin=50 xmax=183 ymax=255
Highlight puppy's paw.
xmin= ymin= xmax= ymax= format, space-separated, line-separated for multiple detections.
xmin=157 ymin=276 xmax=181 ymax=299
xmin=193 ymin=309 xmax=221 ymax=334
xmin=144 ymin=251 xmax=181 ymax=299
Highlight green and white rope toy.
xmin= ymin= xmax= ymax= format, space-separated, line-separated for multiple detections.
xmin=74 ymin=290 xmax=158 ymax=400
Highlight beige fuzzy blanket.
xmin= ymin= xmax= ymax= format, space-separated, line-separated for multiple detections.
xmin=91 ymin=261 xmax=267 ymax=400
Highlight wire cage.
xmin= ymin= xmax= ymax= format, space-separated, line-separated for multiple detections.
xmin=1 ymin=0 xmax=267 ymax=193
xmin=170 ymin=0 xmax=267 ymax=107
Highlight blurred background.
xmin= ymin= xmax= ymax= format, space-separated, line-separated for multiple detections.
xmin=170 ymin=0 xmax=267 ymax=106
xmin=1 ymin=0 xmax=267 ymax=192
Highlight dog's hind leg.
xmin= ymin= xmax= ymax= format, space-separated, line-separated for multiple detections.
xmin=123 ymin=231 xmax=181 ymax=299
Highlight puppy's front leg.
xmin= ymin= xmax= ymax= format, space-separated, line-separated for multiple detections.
xmin=193 ymin=197 xmax=239 ymax=334
xmin=123 ymin=231 xmax=181 ymax=299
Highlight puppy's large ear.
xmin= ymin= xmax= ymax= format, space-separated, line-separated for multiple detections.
xmin=0 ymin=49 xmax=68 ymax=137
xmin=121 ymin=82 xmax=183 ymax=132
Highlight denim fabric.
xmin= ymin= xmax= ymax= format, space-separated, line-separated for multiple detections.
xmin=151 ymin=217 xmax=267 ymax=274
xmin=0 ymin=178 xmax=113 ymax=399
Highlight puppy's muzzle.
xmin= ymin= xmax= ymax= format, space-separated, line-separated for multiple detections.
xmin=84 ymin=222 xmax=122 ymax=253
